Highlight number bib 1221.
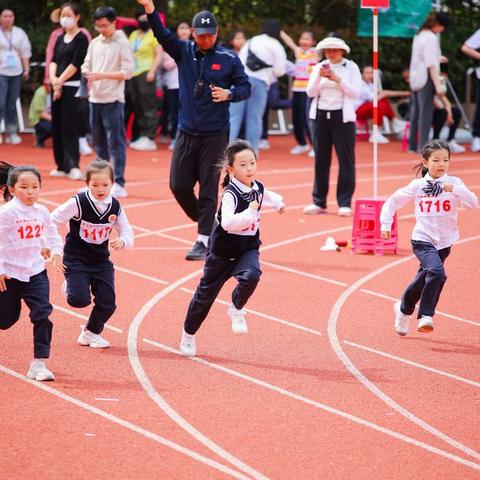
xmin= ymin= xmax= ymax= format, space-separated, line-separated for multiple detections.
xmin=79 ymin=220 xmax=113 ymax=245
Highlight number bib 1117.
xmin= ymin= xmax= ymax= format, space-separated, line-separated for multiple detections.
xmin=79 ymin=220 xmax=113 ymax=245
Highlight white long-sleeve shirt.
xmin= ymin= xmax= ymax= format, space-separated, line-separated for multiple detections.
xmin=51 ymin=192 xmax=134 ymax=249
xmin=380 ymin=173 xmax=479 ymax=250
xmin=220 ymin=176 xmax=284 ymax=235
xmin=0 ymin=198 xmax=63 ymax=282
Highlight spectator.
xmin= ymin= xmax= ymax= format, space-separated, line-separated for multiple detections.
xmin=82 ymin=6 xmax=134 ymax=198
xmin=303 ymin=37 xmax=361 ymax=217
xmin=138 ymin=0 xmax=251 ymax=261
xmin=461 ymin=29 xmax=480 ymax=152
xmin=227 ymin=30 xmax=247 ymax=54
xmin=230 ymin=19 xmax=287 ymax=153
xmin=127 ymin=10 xmax=162 ymax=151
xmin=0 ymin=8 xmax=31 ymax=145
xmin=408 ymin=12 xmax=450 ymax=153
xmin=49 ymin=2 xmax=89 ymax=180
xmin=280 ymin=30 xmax=318 ymax=155
xmin=355 ymin=65 xmax=410 ymax=144
xmin=28 ymin=83 xmax=52 ymax=148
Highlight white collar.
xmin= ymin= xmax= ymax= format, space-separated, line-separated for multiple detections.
xmin=231 ymin=176 xmax=258 ymax=193
xmin=424 ymin=172 xmax=448 ymax=182
xmin=87 ymin=189 xmax=112 ymax=206
xmin=12 ymin=196 xmax=38 ymax=212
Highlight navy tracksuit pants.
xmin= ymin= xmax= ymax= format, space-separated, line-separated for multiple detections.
xmin=0 ymin=270 xmax=53 ymax=358
xmin=184 ymin=249 xmax=262 ymax=335
xmin=64 ymin=259 xmax=116 ymax=335
xmin=400 ymin=240 xmax=450 ymax=319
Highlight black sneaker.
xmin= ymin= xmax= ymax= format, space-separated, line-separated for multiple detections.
xmin=185 ymin=241 xmax=208 ymax=261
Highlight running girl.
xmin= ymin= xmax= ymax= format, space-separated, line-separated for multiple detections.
xmin=0 ymin=163 xmax=63 ymax=381
xmin=380 ymin=140 xmax=478 ymax=335
xmin=51 ymin=159 xmax=134 ymax=348
xmin=180 ymin=140 xmax=285 ymax=356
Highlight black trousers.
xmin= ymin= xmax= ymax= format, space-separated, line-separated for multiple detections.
xmin=170 ymin=130 xmax=228 ymax=236
xmin=312 ymin=110 xmax=356 ymax=209
xmin=408 ymin=77 xmax=435 ymax=153
xmin=64 ymin=259 xmax=116 ymax=335
xmin=184 ymin=249 xmax=262 ymax=335
xmin=34 ymin=119 xmax=52 ymax=145
xmin=432 ymin=107 xmax=461 ymax=141
xmin=164 ymin=88 xmax=179 ymax=141
xmin=400 ymin=241 xmax=450 ymax=319
xmin=51 ymin=86 xmax=80 ymax=173
xmin=127 ymin=72 xmax=158 ymax=140
xmin=473 ymin=78 xmax=480 ymax=138
xmin=0 ymin=270 xmax=53 ymax=358
xmin=292 ymin=91 xmax=311 ymax=146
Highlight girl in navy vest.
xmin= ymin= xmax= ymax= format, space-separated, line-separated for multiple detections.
xmin=0 ymin=163 xmax=63 ymax=381
xmin=180 ymin=140 xmax=285 ymax=356
xmin=52 ymin=159 xmax=134 ymax=348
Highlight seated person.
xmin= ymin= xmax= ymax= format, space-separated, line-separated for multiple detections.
xmin=28 ymin=83 xmax=52 ymax=148
xmin=355 ymin=65 xmax=411 ymax=144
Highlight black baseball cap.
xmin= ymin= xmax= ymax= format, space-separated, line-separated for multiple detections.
xmin=192 ymin=11 xmax=218 ymax=35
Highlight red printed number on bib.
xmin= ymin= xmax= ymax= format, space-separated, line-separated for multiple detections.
xmin=417 ymin=198 xmax=452 ymax=216
xmin=18 ymin=223 xmax=43 ymax=240
xmin=80 ymin=220 xmax=113 ymax=245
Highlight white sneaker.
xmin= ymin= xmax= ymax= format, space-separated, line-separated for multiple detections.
xmin=50 ymin=169 xmax=68 ymax=177
xmin=168 ymin=140 xmax=175 ymax=151
xmin=27 ymin=359 xmax=55 ymax=381
xmin=79 ymin=137 xmax=93 ymax=155
xmin=308 ymin=149 xmax=315 ymax=157
xmin=68 ymin=168 xmax=84 ymax=181
xmin=448 ymin=140 xmax=466 ymax=154
xmin=337 ymin=207 xmax=352 ymax=217
xmin=471 ymin=137 xmax=480 ymax=152
xmin=6 ymin=133 xmax=22 ymax=144
xmin=394 ymin=302 xmax=410 ymax=336
xmin=392 ymin=117 xmax=407 ymax=134
xmin=61 ymin=280 xmax=67 ymax=300
xmin=259 ymin=139 xmax=270 ymax=150
xmin=77 ymin=326 xmax=111 ymax=348
xmin=303 ymin=204 xmax=327 ymax=215
xmin=228 ymin=304 xmax=248 ymax=334
xmin=159 ymin=135 xmax=169 ymax=145
xmin=290 ymin=144 xmax=310 ymax=155
xmin=179 ymin=330 xmax=196 ymax=356
xmin=369 ymin=131 xmax=390 ymax=144
xmin=417 ymin=315 xmax=434 ymax=333
xmin=111 ymin=183 xmax=128 ymax=198
xmin=130 ymin=136 xmax=157 ymax=151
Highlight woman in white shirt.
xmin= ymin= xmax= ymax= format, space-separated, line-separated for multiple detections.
xmin=303 ymin=37 xmax=361 ymax=217
xmin=408 ymin=13 xmax=450 ymax=153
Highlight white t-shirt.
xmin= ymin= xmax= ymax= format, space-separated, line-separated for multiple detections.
xmin=409 ymin=29 xmax=441 ymax=92
xmin=464 ymin=29 xmax=480 ymax=79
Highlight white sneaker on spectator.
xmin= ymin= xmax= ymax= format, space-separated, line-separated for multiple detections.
xmin=259 ymin=139 xmax=270 ymax=150
xmin=168 ymin=140 xmax=175 ymax=151
xmin=448 ymin=140 xmax=466 ymax=154
xmin=27 ymin=359 xmax=55 ymax=381
xmin=112 ymin=183 xmax=128 ymax=198
xmin=303 ymin=204 xmax=327 ymax=215
xmin=369 ymin=131 xmax=390 ymax=144
xmin=471 ymin=137 xmax=480 ymax=152
xmin=77 ymin=326 xmax=111 ymax=348
xmin=394 ymin=302 xmax=410 ymax=336
xmin=79 ymin=137 xmax=93 ymax=155
xmin=50 ymin=169 xmax=68 ymax=177
xmin=130 ymin=136 xmax=157 ymax=151
xmin=392 ymin=117 xmax=407 ymax=134
xmin=68 ymin=168 xmax=84 ymax=181
xmin=61 ymin=281 xmax=67 ymax=300
xmin=337 ymin=207 xmax=352 ymax=217
xmin=308 ymin=149 xmax=315 ymax=157
xmin=417 ymin=315 xmax=434 ymax=333
xmin=290 ymin=144 xmax=310 ymax=155
xmin=160 ymin=135 xmax=169 ymax=144
xmin=6 ymin=133 xmax=22 ymax=144
xmin=228 ymin=304 xmax=248 ymax=334
xmin=179 ymin=330 xmax=196 ymax=356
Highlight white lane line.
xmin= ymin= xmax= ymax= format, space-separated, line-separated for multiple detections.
xmin=327 ymin=235 xmax=480 ymax=462
xmin=124 ymin=198 xmax=176 ymax=209
xmin=179 ymin=287 xmax=322 ymax=336
xmin=115 ymin=265 xmax=169 ymax=286
xmin=0 ymin=364 xmax=249 ymax=480
xmin=344 ymin=340 xmax=480 ymax=388
xmin=95 ymin=397 xmax=120 ymax=402
xmin=143 ymin=339 xmax=480 ymax=473
xmin=127 ymin=269 xmax=269 ymax=480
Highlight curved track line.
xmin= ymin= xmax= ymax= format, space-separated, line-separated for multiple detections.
xmin=327 ymin=235 xmax=480 ymax=462
xmin=127 ymin=269 xmax=269 ymax=480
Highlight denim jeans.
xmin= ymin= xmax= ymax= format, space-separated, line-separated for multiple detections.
xmin=90 ymin=101 xmax=127 ymax=187
xmin=0 ymin=74 xmax=22 ymax=134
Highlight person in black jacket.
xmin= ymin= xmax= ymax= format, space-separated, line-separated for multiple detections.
xmin=137 ymin=0 xmax=251 ymax=260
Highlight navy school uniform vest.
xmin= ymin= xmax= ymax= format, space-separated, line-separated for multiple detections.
xmin=64 ymin=192 xmax=121 ymax=264
xmin=210 ymin=180 xmax=264 ymax=259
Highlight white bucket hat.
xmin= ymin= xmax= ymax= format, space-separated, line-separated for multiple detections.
xmin=315 ymin=37 xmax=350 ymax=54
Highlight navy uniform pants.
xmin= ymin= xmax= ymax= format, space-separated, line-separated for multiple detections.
xmin=64 ymin=258 xmax=116 ymax=335
xmin=400 ymin=240 xmax=450 ymax=319
xmin=184 ymin=249 xmax=262 ymax=335
xmin=0 ymin=270 xmax=53 ymax=358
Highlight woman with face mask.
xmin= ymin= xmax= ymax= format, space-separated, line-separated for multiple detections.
xmin=49 ymin=2 xmax=89 ymax=180
xmin=126 ymin=10 xmax=162 ymax=151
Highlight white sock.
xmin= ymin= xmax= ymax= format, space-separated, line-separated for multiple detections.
xmin=197 ymin=234 xmax=209 ymax=247
xmin=182 ymin=329 xmax=195 ymax=339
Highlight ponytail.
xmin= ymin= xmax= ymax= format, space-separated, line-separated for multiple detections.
xmin=221 ymin=172 xmax=230 ymax=188
xmin=0 ymin=161 xmax=14 ymax=202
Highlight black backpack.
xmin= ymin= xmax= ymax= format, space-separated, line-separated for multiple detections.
xmin=246 ymin=42 xmax=272 ymax=72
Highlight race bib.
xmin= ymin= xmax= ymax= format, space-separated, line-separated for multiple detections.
xmin=8 ymin=220 xmax=44 ymax=246
xmin=79 ymin=220 xmax=113 ymax=245
xmin=415 ymin=197 xmax=455 ymax=217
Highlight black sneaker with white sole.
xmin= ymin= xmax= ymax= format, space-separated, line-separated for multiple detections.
xmin=185 ymin=241 xmax=208 ymax=261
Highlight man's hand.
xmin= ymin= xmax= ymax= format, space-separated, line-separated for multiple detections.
xmin=136 ymin=0 xmax=155 ymax=14
xmin=210 ymin=86 xmax=230 ymax=103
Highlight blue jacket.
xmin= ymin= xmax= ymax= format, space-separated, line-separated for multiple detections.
xmin=147 ymin=11 xmax=251 ymax=136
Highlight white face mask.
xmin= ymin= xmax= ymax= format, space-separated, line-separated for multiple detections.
xmin=60 ymin=16 xmax=75 ymax=29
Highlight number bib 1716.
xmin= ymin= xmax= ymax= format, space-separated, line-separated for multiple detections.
xmin=415 ymin=197 xmax=454 ymax=217
xmin=79 ymin=220 xmax=113 ymax=245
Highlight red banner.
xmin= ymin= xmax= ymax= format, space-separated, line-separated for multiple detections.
xmin=360 ymin=0 xmax=390 ymax=7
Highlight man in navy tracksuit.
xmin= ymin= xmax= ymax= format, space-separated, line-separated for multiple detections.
xmin=140 ymin=0 xmax=251 ymax=260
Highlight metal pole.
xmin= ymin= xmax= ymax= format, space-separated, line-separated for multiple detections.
xmin=372 ymin=7 xmax=379 ymax=198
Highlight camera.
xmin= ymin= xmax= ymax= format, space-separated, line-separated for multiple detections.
xmin=194 ymin=79 xmax=205 ymax=99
